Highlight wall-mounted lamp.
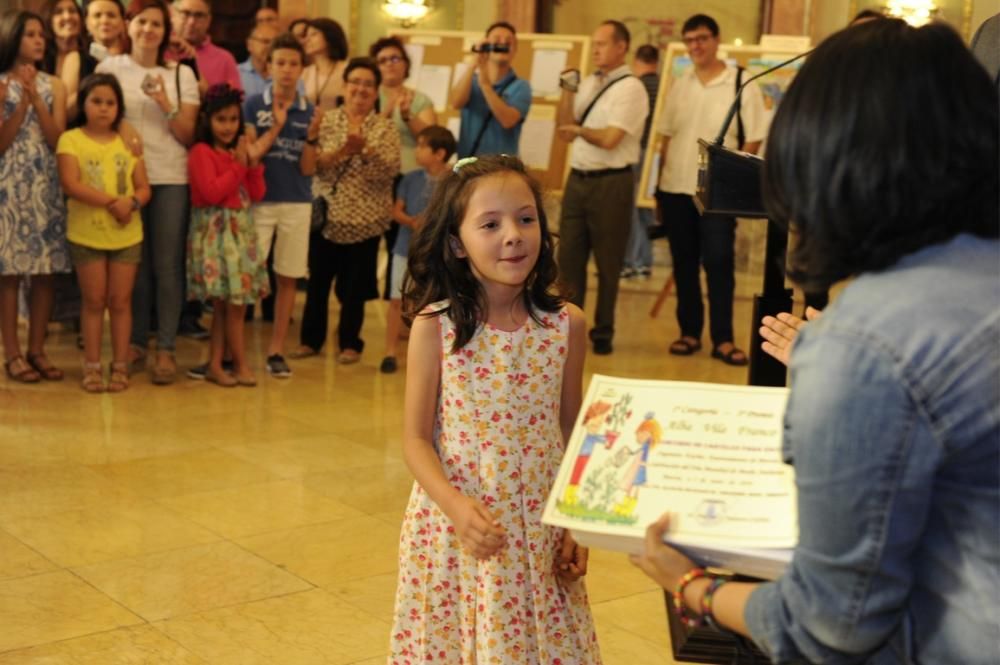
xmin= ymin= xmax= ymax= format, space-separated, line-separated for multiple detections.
xmin=884 ymin=0 xmax=939 ymax=26
xmin=382 ymin=0 xmax=433 ymax=28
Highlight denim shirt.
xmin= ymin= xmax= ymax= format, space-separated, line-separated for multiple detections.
xmin=744 ymin=234 xmax=1000 ymax=664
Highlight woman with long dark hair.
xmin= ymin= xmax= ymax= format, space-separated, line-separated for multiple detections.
xmin=631 ymin=18 xmax=999 ymax=664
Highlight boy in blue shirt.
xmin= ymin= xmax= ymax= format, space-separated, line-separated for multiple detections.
xmin=380 ymin=126 xmax=456 ymax=373
xmin=244 ymin=34 xmax=320 ymax=378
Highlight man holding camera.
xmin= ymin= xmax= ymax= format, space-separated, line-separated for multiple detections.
xmin=450 ymin=21 xmax=532 ymax=158
xmin=555 ymin=20 xmax=648 ymax=355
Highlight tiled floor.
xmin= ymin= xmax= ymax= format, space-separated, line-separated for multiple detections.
xmin=0 ymin=272 xmax=761 ymax=663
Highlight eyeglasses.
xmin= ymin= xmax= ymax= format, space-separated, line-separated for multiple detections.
xmin=176 ymin=9 xmax=209 ymax=21
xmin=376 ymin=54 xmax=403 ymax=66
xmin=346 ymin=78 xmax=377 ymax=89
xmin=682 ymin=34 xmax=713 ymax=46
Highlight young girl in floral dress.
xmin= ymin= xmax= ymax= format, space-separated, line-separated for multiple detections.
xmin=186 ymin=84 xmax=268 ymax=387
xmin=389 ymin=155 xmax=601 ymax=664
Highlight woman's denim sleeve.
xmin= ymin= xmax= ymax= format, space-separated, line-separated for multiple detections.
xmin=744 ymin=326 xmax=939 ymax=664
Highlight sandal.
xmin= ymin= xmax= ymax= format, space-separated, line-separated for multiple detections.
xmin=5 ymin=355 xmax=41 ymax=383
xmin=107 ymin=361 xmax=129 ymax=393
xmin=288 ymin=345 xmax=318 ymax=359
xmin=668 ymin=337 xmax=702 ymax=356
xmin=81 ymin=362 xmax=105 ymax=393
xmin=337 ymin=349 xmax=361 ymax=365
xmin=26 ymin=352 xmax=64 ymax=381
xmin=151 ymin=351 xmax=177 ymax=385
xmin=712 ymin=344 xmax=749 ymax=367
xmin=205 ymin=368 xmax=237 ymax=387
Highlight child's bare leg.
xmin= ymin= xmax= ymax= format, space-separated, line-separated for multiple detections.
xmin=75 ymin=260 xmax=108 ymax=365
xmin=225 ymin=302 xmax=252 ymax=380
xmin=384 ymin=298 xmax=402 ymax=359
xmin=208 ymin=298 xmax=227 ymax=373
xmin=107 ymin=261 xmax=138 ymax=365
xmin=267 ymin=274 xmax=296 ymax=356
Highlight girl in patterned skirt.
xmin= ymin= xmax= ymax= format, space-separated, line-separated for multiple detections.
xmin=186 ymin=84 xmax=268 ymax=387
xmin=389 ymin=155 xmax=601 ymax=664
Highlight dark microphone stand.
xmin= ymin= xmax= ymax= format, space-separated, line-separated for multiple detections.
xmin=668 ymin=50 xmax=811 ymax=665
xmin=694 ymin=49 xmax=810 ymax=388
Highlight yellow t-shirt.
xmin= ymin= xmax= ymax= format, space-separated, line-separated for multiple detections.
xmin=56 ymin=129 xmax=142 ymax=249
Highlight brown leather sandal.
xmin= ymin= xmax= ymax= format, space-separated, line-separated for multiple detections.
xmin=26 ymin=352 xmax=64 ymax=381
xmin=5 ymin=355 xmax=41 ymax=383
xmin=107 ymin=361 xmax=129 ymax=393
xmin=81 ymin=362 xmax=105 ymax=393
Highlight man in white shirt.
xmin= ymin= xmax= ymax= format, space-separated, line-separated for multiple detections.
xmin=656 ymin=14 xmax=765 ymax=366
xmin=556 ymin=20 xmax=649 ymax=355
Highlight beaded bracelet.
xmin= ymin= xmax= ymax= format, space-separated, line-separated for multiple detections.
xmin=700 ymin=575 xmax=730 ymax=631
xmin=673 ymin=567 xmax=707 ymax=628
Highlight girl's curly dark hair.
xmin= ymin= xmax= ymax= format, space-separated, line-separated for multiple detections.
xmin=402 ymin=154 xmax=564 ymax=352
xmin=194 ymin=83 xmax=245 ymax=148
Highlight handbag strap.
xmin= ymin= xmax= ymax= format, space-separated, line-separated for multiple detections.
xmin=735 ymin=66 xmax=745 ymax=150
xmin=467 ymin=74 xmax=518 ymax=157
xmin=577 ymin=73 xmax=633 ymax=126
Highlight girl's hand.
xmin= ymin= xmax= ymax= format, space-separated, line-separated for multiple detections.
xmin=629 ymin=512 xmax=697 ymax=591
xmin=759 ymin=306 xmax=821 ymax=367
xmin=556 ymin=530 xmax=588 ymax=585
xmin=450 ymin=495 xmax=507 ymax=560
xmin=107 ymin=197 xmax=133 ymax=225
xmin=234 ymin=135 xmax=249 ymax=167
xmin=119 ymin=123 xmax=143 ymax=157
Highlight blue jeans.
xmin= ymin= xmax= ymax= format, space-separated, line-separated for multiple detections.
xmin=624 ymin=155 xmax=653 ymax=270
xmin=130 ymin=184 xmax=189 ymax=352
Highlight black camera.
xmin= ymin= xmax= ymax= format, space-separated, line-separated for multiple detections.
xmin=472 ymin=43 xmax=511 ymax=54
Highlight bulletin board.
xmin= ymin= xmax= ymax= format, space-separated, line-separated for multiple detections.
xmin=637 ymin=41 xmax=808 ymax=209
xmin=390 ymin=29 xmax=591 ymax=194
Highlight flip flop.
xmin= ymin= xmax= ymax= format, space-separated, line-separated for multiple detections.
xmin=669 ymin=337 xmax=702 ymax=356
xmin=712 ymin=346 xmax=749 ymax=366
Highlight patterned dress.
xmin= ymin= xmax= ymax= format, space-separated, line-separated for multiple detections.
xmin=390 ymin=304 xmax=601 ymax=665
xmin=0 ymin=72 xmax=69 ymax=275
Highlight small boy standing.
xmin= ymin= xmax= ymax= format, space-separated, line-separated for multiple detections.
xmin=379 ymin=126 xmax=456 ymax=373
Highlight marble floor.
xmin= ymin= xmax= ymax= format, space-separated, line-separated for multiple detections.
xmin=0 ymin=269 xmax=764 ymax=664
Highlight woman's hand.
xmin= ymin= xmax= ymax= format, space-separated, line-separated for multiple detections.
xmin=398 ymin=88 xmax=414 ymax=118
xmin=342 ymin=132 xmax=365 ymax=156
xmin=556 ymin=530 xmax=589 ymax=585
xmin=119 ymin=121 xmax=143 ymax=157
xmin=449 ymin=495 xmax=507 ymax=560
xmin=15 ymin=64 xmax=39 ymax=105
xmin=759 ymin=306 xmax=822 ymax=367
xmin=143 ymin=74 xmax=171 ymax=112
xmin=629 ymin=512 xmax=696 ymax=590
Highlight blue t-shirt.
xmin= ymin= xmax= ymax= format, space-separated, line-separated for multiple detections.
xmin=244 ymin=85 xmax=313 ymax=203
xmin=457 ymin=69 xmax=531 ymax=158
xmin=392 ymin=169 xmax=434 ymax=257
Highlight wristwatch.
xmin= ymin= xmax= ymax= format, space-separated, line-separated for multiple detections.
xmin=130 ymin=196 xmax=141 ymax=211
xmin=164 ymin=105 xmax=179 ymax=121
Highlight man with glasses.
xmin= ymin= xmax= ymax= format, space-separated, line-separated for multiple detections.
xmin=173 ymin=0 xmax=241 ymax=90
xmin=654 ymin=14 xmax=765 ymax=367
xmin=450 ymin=21 xmax=531 ymax=158
xmin=240 ymin=22 xmax=304 ymax=100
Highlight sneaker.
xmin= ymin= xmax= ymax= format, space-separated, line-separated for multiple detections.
xmin=636 ymin=266 xmax=652 ymax=278
xmin=619 ymin=267 xmax=637 ymax=279
xmin=266 ymin=354 xmax=292 ymax=378
xmin=187 ymin=360 xmax=235 ymax=380
xmin=379 ymin=356 xmax=398 ymax=373
xmin=177 ymin=320 xmax=210 ymax=340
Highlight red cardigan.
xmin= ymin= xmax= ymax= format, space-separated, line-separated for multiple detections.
xmin=188 ymin=143 xmax=266 ymax=208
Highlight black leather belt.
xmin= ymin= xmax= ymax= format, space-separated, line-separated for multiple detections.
xmin=570 ymin=166 xmax=632 ymax=178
